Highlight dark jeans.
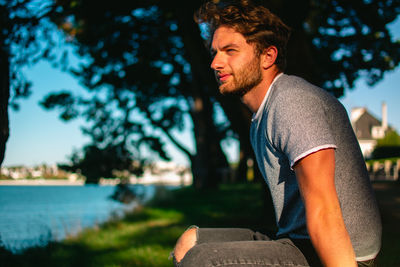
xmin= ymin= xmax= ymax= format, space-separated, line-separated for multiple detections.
xmin=173 ymin=227 xmax=377 ymax=267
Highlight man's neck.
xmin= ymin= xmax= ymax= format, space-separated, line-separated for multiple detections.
xmin=241 ymin=69 xmax=282 ymax=113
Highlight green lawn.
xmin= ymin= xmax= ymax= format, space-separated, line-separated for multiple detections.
xmin=1 ymin=182 xmax=398 ymax=266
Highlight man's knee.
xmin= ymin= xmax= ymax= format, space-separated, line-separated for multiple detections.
xmin=178 ymin=243 xmax=219 ymax=266
xmin=173 ymin=226 xmax=198 ymax=263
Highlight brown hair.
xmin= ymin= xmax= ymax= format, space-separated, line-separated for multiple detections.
xmin=195 ymin=0 xmax=291 ymax=71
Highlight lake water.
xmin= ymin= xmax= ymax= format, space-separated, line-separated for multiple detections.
xmin=0 ymin=184 xmax=157 ymax=252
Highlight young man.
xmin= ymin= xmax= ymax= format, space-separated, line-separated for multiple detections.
xmin=172 ymin=1 xmax=381 ymax=266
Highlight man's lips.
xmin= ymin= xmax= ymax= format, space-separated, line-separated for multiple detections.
xmin=218 ymin=73 xmax=232 ymax=82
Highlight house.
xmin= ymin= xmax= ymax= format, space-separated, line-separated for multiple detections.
xmin=350 ymin=102 xmax=390 ymax=158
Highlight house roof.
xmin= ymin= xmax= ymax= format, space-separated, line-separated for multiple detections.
xmin=352 ymin=109 xmax=382 ymax=140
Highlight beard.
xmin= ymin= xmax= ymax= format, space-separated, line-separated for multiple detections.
xmin=218 ymin=55 xmax=263 ymax=97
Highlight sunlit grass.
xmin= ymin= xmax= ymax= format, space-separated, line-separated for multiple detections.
xmin=0 ymin=183 xmax=273 ymax=266
xmin=1 ymin=182 xmax=398 ymax=266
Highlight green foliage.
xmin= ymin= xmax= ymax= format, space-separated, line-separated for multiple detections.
xmin=1 ymin=1 xmax=64 ymax=108
xmin=286 ymin=0 xmax=400 ymax=97
xmin=61 ymin=144 xmax=143 ymax=184
xmin=372 ymin=130 xmax=400 ymax=159
xmin=42 ymin=1 xmax=197 ymax=165
xmin=1 ymin=0 xmax=61 ymax=166
xmin=40 ymin=92 xmax=78 ymax=121
xmin=40 ymin=1 xmax=235 ymax=188
xmin=377 ymin=130 xmax=400 ymax=146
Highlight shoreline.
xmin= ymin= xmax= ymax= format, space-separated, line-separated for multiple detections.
xmin=0 ymin=178 xmax=192 ymax=186
xmin=0 ymin=179 xmax=85 ymax=186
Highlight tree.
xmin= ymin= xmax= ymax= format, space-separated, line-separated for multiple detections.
xmin=42 ymin=1 xmax=232 ymax=188
xmin=39 ymin=0 xmax=400 ymax=188
xmin=0 ymin=4 xmax=10 ymax=166
xmin=277 ymin=0 xmax=400 ymax=97
xmin=0 ymin=0 xmax=62 ymax=167
xmin=60 ymin=143 xmax=144 ymax=184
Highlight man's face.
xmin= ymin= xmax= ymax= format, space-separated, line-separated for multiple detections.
xmin=210 ymin=26 xmax=263 ymax=97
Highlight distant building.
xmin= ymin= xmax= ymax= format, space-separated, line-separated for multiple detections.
xmin=350 ymin=102 xmax=391 ymax=158
xmin=0 ymin=164 xmax=78 ymax=181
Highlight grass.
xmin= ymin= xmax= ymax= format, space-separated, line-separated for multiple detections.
xmin=0 ymin=182 xmax=399 ymax=266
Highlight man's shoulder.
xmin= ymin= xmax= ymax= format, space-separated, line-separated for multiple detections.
xmin=263 ymin=74 xmax=345 ymax=124
xmin=272 ymin=74 xmax=337 ymax=104
xmin=274 ymin=74 xmax=322 ymax=94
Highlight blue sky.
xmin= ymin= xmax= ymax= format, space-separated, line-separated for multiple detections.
xmin=3 ymin=19 xmax=400 ymax=168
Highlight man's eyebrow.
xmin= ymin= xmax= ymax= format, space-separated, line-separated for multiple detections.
xmin=210 ymin=43 xmax=239 ymax=54
xmin=222 ymin=43 xmax=240 ymax=50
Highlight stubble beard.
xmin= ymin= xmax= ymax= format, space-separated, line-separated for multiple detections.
xmin=218 ymin=56 xmax=263 ymax=97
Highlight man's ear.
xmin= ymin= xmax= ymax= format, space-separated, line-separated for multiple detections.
xmin=261 ymin=46 xmax=278 ymax=69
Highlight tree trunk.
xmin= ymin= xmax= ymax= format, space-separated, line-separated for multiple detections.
xmin=217 ymin=96 xmax=253 ymax=183
xmin=0 ymin=41 xmax=10 ymax=167
xmin=173 ymin=3 xmax=230 ymax=189
xmin=187 ymin=78 xmax=230 ymax=189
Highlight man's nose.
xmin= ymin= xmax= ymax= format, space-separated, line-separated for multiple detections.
xmin=211 ymin=53 xmax=224 ymax=70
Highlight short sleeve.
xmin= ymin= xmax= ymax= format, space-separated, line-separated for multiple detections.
xmin=268 ymin=89 xmax=337 ymax=168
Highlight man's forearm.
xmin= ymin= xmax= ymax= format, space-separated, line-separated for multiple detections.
xmin=294 ymin=149 xmax=357 ymax=267
xmin=306 ymin=199 xmax=357 ymax=267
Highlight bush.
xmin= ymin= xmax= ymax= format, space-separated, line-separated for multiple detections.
xmin=371 ymin=146 xmax=400 ymax=159
xmin=371 ymin=130 xmax=400 ymax=159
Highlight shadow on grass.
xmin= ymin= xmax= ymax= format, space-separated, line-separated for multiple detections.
xmin=149 ymin=183 xmax=277 ymax=231
xmin=2 ymin=182 xmax=397 ymax=266
xmin=0 ymin=183 xmax=276 ymax=267
xmin=0 ymin=225 xmax=178 ymax=267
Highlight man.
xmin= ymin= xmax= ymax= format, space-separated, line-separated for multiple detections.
xmin=172 ymin=1 xmax=381 ymax=266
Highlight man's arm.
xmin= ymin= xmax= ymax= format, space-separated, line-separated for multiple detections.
xmin=294 ymin=148 xmax=357 ymax=267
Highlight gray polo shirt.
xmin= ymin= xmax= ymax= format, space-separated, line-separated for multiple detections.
xmin=250 ymin=74 xmax=381 ymax=261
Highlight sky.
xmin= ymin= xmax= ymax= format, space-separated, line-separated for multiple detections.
xmin=3 ymin=19 xmax=400 ymax=168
